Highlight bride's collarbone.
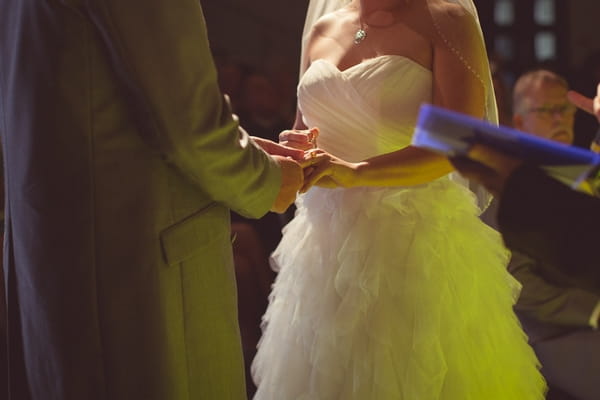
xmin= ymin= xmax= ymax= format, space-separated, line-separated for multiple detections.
xmin=347 ymin=24 xmax=432 ymax=67
xmin=333 ymin=43 xmax=432 ymax=72
xmin=310 ymin=18 xmax=433 ymax=71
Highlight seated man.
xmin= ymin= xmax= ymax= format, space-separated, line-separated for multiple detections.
xmin=482 ymin=70 xmax=600 ymax=400
xmin=450 ymin=78 xmax=600 ymax=287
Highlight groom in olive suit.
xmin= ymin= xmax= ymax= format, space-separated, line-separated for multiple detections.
xmin=0 ymin=1 xmax=303 ymax=399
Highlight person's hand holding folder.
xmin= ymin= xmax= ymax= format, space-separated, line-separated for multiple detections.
xmin=412 ymin=103 xmax=600 ymax=197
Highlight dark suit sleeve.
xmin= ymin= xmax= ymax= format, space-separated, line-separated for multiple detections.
xmin=509 ymin=251 xmax=600 ymax=327
xmin=498 ymin=164 xmax=600 ymax=286
xmin=82 ymin=0 xmax=281 ymax=218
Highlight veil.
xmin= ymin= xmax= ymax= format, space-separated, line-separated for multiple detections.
xmin=299 ymin=0 xmax=497 ymax=211
xmin=300 ymin=0 xmax=350 ymax=76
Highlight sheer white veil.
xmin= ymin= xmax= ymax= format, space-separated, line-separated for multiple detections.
xmin=300 ymin=0 xmax=350 ymax=76
xmin=300 ymin=0 xmax=498 ymax=211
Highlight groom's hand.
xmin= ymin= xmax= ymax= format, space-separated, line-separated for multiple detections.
xmin=270 ymin=156 xmax=304 ymax=213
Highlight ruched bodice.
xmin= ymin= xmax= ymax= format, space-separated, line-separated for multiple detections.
xmin=298 ymin=55 xmax=432 ymax=162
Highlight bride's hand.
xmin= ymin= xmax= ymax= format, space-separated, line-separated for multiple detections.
xmin=300 ymin=149 xmax=363 ymax=193
xmin=279 ymin=127 xmax=319 ymax=151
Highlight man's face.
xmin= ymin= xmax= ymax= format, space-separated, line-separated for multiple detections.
xmin=514 ymin=83 xmax=576 ymax=145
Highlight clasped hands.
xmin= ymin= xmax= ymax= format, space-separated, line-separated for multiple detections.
xmin=254 ymin=127 xmax=360 ymax=213
xmin=280 ymin=127 xmax=362 ymax=193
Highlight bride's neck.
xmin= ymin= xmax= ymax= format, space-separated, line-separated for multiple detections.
xmin=352 ymin=0 xmax=403 ymax=27
xmin=356 ymin=0 xmax=405 ymax=15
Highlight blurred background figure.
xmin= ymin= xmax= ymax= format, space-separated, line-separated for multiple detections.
xmin=512 ymin=69 xmax=575 ymax=145
xmin=237 ymin=69 xmax=290 ymax=143
xmin=214 ymin=55 xmax=297 ymax=398
xmin=212 ymin=50 xmax=247 ymax=113
xmin=483 ymin=69 xmax=599 ymax=400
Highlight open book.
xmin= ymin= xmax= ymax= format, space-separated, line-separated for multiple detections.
xmin=412 ymin=104 xmax=600 ymax=188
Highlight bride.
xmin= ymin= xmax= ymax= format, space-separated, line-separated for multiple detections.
xmin=252 ymin=0 xmax=546 ymax=398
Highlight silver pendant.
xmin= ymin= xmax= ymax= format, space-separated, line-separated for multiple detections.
xmin=354 ymin=29 xmax=367 ymax=44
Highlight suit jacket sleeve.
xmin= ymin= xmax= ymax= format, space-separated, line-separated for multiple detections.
xmin=498 ymin=164 xmax=600 ymax=288
xmin=82 ymin=0 xmax=281 ymax=218
xmin=509 ymin=251 xmax=600 ymax=327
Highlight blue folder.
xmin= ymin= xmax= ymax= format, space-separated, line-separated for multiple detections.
xmin=412 ymin=104 xmax=600 ymax=187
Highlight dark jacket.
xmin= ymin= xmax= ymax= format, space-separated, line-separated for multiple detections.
xmin=498 ymin=164 xmax=600 ymax=290
xmin=0 ymin=1 xmax=281 ymax=399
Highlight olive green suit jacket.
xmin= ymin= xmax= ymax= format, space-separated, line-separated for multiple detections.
xmin=0 ymin=1 xmax=281 ymax=399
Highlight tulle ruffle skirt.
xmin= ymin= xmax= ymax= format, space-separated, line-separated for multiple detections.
xmin=252 ymin=180 xmax=545 ymax=399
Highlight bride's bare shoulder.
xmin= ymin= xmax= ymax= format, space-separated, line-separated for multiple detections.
xmin=425 ymin=0 xmax=471 ymax=16
xmin=419 ymin=0 xmax=482 ymax=44
xmin=306 ymin=8 xmax=350 ymax=42
xmin=426 ymin=1 xmax=480 ymax=30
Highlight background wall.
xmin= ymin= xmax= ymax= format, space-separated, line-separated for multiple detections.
xmin=202 ymin=0 xmax=600 ymax=147
xmin=568 ymin=0 xmax=600 ymax=69
xmin=203 ymin=0 xmax=600 ymax=78
xmin=203 ymin=0 xmax=307 ymax=73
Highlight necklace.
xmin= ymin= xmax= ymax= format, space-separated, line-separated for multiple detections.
xmin=353 ymin=8 xmax=396 ymax=44
xmin=354 ymin=26 xmax=367 ymax=44
xmin=354 ymin=12 xmax=367 ymax=44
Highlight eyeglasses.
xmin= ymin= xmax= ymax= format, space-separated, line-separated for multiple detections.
xmin=526 ymin=103 xmax=576 ymax=119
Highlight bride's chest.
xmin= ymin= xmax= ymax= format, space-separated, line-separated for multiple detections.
xmin=299 ymin=56 xmax=433 ymax=121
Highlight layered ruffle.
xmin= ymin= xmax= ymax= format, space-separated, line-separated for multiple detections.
xmin=252 ymin=179 xmax=545 ymax=399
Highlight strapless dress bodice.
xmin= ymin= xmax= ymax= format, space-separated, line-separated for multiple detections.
xmin=298 ymin=55 xmax=432 ymax=162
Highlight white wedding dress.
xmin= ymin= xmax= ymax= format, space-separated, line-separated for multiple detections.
xmin=252 ymin=55 xmax=546 ymax=399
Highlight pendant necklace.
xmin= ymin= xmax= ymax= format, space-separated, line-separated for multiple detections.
xmin=354 ymin=16 xmax=367 ymax=44
xmin=354 ymin=9 xmax=396 ymax=45
xmin=354 ymin=26 xmax=367 ymax=44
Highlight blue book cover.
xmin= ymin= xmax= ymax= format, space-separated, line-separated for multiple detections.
xmin=412 ymin=104 xmax=600 ymax=187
